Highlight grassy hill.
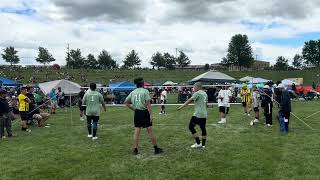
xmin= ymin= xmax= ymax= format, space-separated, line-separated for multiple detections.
xmin=1 ymin=68 xmax=320 ymax=85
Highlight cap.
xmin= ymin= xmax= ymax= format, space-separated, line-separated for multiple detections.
xmin=194 ymin=82 xmax=203 ymax=88
xmin=264 ymin=85 xmax=270 ymax=89
xmin=277 ymin=83 xmax=285 ymax=88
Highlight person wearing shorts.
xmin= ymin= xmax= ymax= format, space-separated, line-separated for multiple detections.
xmin=18 ymin=87 xmax=31 ymax=132
xmin=217 ymin=86 xmax=231 ymax=124
xmin=125 ymin=77 xmax=163 ymax=155
xmin=82 ymin=83 xmax=106 ymax=140
xmin=250 ymin=85 xmax=261 ymax=126
xmin=240 ymin=84 xmax=251 ymax=116
xmin=178 ymin=82 xmax=208 ymax=148
xmin=159 ymin=88 xmax=167 ymax=114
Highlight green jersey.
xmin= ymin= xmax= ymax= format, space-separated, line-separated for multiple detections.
xmin=33 ymin=93 xmax=43 ymax=104
xmin=191 ymin=90 xmax=208 ymax=118
xmin=125 ymin=88 xmax=151 ymax=110
xmin=83 ymin=90 xmax=104 ymax=116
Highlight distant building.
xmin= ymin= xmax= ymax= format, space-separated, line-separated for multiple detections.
xmin=174 ymin=65 xmax=206 ymax=70
xmin=253 ymin=60 xmax=270 ymax=70
xmin=211 ymin=60 xmax=270 ymax=71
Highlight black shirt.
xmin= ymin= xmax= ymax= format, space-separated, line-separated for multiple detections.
xmin=0 ymin=98 xmax=10 ymax=114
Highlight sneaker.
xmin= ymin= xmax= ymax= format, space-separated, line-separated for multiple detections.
xmin=92 ymin=137 xmax=98 ymax=140
xmin=133 ymin=149 xmax=139 ymax=155
xmin=202 ymin=146 xmax=206 ymax=149
xmin=191 ymin=143 xmax=202 ymax=148
xmin=87 ymin=134 xmax=92 ymax=138
xmin=26 ymin=129 xmax=32 ymax=133
xmin=250 ymin=120 xmax=254 ymax=126
xmin=243 ymin=113 xmax=247 ymax=115
xmin=217 ymin=120 xmax=226 ymax=124
xmin=253 ymin=119 xmax=259 ymax=123
xmin=1 ymin=136 xmax=6 ymax=139
xmin=159 ymin=112 xmax=162 ymax=115
xmin=80 ymin=117 xmax=84 ymax=121
xmin=155 ymin=148 xmax=163 ymax=155
xmin=266 ymin=124 xmax=272 ymax=127
xmin=247 ymin=113 xmax=251 ymax=116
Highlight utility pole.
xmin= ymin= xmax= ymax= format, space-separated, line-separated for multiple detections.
xmin=175 ymin=48 xmax=178 ymax=58
xmin=67 ymin=43 xmax=71 ymax=69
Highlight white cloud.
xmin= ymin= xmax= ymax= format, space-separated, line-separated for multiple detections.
xmin=1 ymin=0 xmax=320 ymax=67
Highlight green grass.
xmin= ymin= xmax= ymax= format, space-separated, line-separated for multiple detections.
xmin=2 ymin=68 xmax=320 ymax=85
xmin=1 ymin=100 xmax=320 ymax=179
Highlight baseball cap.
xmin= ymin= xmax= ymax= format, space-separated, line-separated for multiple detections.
xmin=277 ymin=83 xmax=285 ymax=89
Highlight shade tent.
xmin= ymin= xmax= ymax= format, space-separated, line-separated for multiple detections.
xmin=38 ymin=79 xmax=81 ymax=95
xmin=282 ymin=79 xmax=300 ymax=86
xmin=190 ymin=71 xmax=236 ymax=83
xmin=248 ymin=77 xmax=270 ymax=84
xmin=144 ymin=82 xmax=152 ymax=86
xmin=239 ymin=76 xmax=254 ymax=82
xmin=109 ymin=82 xmax=136 ymax=93
xmin=0 ymin=76 xmax=22 ymax=87
xmin=163 ymin=81 xmax=178 ymax=86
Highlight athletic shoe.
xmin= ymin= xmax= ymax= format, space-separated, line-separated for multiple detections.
xmin=159 ymin=112 xmax=163 ymax=115
xmin=266 ymin=124 xmax=272 ymax=127
xmin=80 ymin=117 xmax=84 ymax=121
xmin=247 ymin=113 xmax=251 ymax=116
xmin=253 ymin=119 xmax=259 ymax=123
xmin=133 ymin=149 xmax=139 ymax=155
xmin=1 ymin=136 xmax=6 ymax=139
xmin=250 ymin=120 xmax=254 ymax=126
xmin=87 ymin=134 xmax=92 ymax=138
xmin=155 ymin=148 xmax=163 ymax=155
xmin=202 ymin=146 xmax=206 ymax=149
xmin=217 ymin=120 xmax=226 ymax=124
xmin=243 ymin=113 xmax=247 ymax=115
xmin=92 ymin=137 xmax=98 ymax=140
xmin=191 ymin=143 xmax=202 ymax=148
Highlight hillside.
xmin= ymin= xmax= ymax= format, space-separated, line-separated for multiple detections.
xmin=0 ymin=68 xmax=319 ymax=85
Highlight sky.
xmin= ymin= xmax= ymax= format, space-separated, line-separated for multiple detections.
xmin=1 ymin=0 xmax=320 ymax=67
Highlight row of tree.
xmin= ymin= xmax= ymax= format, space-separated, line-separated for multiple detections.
xmin=1 ymin=46 xmax=191 ymax=70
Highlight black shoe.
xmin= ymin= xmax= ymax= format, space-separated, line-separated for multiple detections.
xmin=133 ymin=149 xmax=138 ymax=155
xmin=154 ymin=148 xmax=163 ymax=155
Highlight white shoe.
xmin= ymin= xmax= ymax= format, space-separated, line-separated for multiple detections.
xmin=87 ymin=134 xmax=92 ymax=138
xmin=243 ymin=113 xmax=247 ymax=115
xmin=253 ymin=119 xmax=259 ymax=123
xmin=159 ymin=112 xmax=162 ymax=115
xmin=266 ymin=124 xmax=272 ymax=127
xmin=247 ymin=114 xmax=251 ymax=116
xmin=202 ymin=146 xmax=206 ymax=149
xmin=250 ymin=120 xmax=254 ymax=126
xmin=80 ymin=117 xmax=84 ymax=121
xmin=92 ymin=137 xmax=98 ymax=140
xmin=191 ymin=143 xmax=202 ymax=148
xmin=217 ymin=120 xmax=226 ymax=124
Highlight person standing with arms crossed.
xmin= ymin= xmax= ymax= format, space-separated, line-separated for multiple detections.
xmin=82 ymin=83 xmax=106 ymax=140
xmin=125 ymin=78 xmax=163 ymax=155
xmin=18 ymin=87 xmax=32 ymax=132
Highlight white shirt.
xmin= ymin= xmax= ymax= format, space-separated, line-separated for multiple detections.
xmin=160 ymin=90 xmax=167 ymax=101
xmin=218 ymin=89 xmax=232 ymax=107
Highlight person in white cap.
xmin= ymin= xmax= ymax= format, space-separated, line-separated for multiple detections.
xmin=261 ymin=85 xmax=273 ymax=127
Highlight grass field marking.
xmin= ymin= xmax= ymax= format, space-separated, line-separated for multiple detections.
xmin=304 ymin=110 xmax=320 ymax=120
xmin=290 ymin=112 xmax=315 ymax=130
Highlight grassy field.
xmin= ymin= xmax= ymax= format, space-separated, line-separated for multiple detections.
xmin=1 ymin=68 xmax=320 ymax=85
xmin=1 ymin=100 xmax=320 ymax=179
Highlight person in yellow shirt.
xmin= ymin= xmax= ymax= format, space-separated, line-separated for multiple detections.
xmin=240 ymin=84 xmax=251 ymax=116
xmin=18 ymin=87 xmax=31 ymax=132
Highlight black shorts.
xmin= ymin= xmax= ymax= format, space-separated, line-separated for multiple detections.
xmin=20 ymin=112 xmax=30 ymax=121
xmin=58 ymin=99 xmax=65 ymax=106
xmin=242 ymin=102 xmax=247 ymax=107
xmin=134 ymin=109 xmax=152 ymax=128
xmin=254 ymin=107 xmax=259 ymax=112
xmin=86 ymin=116 xmax=99 ymax=122
xmin=190 ymin=116 xmax=207 ymax=127
xmin=79 ymin=102 xmax=86 ymax=111
xmin=160 ymin=100 xmax=167 ymax=104
xmin=219 ymin=106 xmax=229 ymax=114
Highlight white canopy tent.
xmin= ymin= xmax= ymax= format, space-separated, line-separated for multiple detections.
xmin=163 ymin=81 xmax=178 ymax=86
xmin=38 ymin=79 xmax=81 ymax=96
xmin=239 ymin=76 xmax=254 ymax=82
xmin=190 ymin=71 xmax=236 ymax=83
xmin=282 ymin=79 xmax=300 ymax=86
xmin=248 ymin=77 xmax=270 ymax=84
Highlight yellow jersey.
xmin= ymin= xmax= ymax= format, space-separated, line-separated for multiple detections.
xmin=240 ymin=89 xmax=251 ymax=102
xmin=18 ymin=94 xmax=29 ymax=111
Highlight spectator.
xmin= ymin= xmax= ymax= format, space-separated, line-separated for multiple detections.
xmin=0 ymin=89 xmax=13 ymax=139
xmin=57 ymin=87 xmax=65 ymax=108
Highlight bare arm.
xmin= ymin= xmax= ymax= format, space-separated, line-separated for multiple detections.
xmin=146 ymin=100 xmax=153 ymax=121
xmin=100 ymin=95 xmax=106 ymax=112
xmin=125 ymin=101 xmax=135 ymax=111
xmin=177 ymin=97 xmax=193 ymax=111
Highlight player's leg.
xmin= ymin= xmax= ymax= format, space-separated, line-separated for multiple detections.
xmin=92 ymin=116 xmax=99 ymax=139
xmin=199 ymin=118 xmax=207 ymax=147
xmin=133 ymin=127 xmax=140 ymax=154
xmin=86 ymin=116 xmax=93 ymax=137
xmin=283 ymin=112 xmax=290 ymax=132
xmin=146 ymin=126 xmax=163 ymax=154
xmin=5 ymin=115 xmax=12 ymax=137
xmin=242 ymin=102 xmax=247 ymax=114
xmin=189 ymin=116 xmax=201 ymax=148
xmin=0 ymin=116 xmax=5 ymax=138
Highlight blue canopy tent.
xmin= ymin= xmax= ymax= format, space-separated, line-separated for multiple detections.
xmin=109 ymin=82 xmax=136 ymax=93
xmin=0 ymin=76 xmax=22 ymax=87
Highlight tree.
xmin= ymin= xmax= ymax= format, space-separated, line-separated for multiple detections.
xmin=176 ymin=51 xmax=191 ymax=67
xmin=292 ymin=54 xmax=304 ymax=69
xmin=98 ymin=50 xmax=118 ymax=69
xmin=204 ymin=64 xmax=210 ymax=71
xmin=84 ymin=54 xmax=98 ymax=69
xmin=66 ymin=49 xmax=85 ymax=69
xmin=225 ymin=34 xmax=254 ymax=68
xmin=1 ymin=46 xmax=20 ymax=66
xmin=150 ymin=52 xmax=165 ymax=69
xmin=163 ymin=52 xmax=176 ymax=70
xmin=123 ymin=50 xmax=141 ymax=69
xmin=35 ymin=47 xmax=55 ymax=65
xmin=302 ymin=40 xmax=320 ymax=66
xmin=274 ymin=56 xmax=289 ymax=70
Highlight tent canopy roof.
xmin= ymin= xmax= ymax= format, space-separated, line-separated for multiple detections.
xmin=163 ymin=81 xmax=178 ymax=85
xmin=248 ymin=77 xmax=270 ymax=84
xmin=109 ymin=81 xmax=136 ymax=92
xmin=0 ymin=76 xmax=22 ymax=87
xmin=239 ymin=76 xmax=254 ymax=82
xmin=282 ymin=79 xmax=300 ymax=86
xmin=38 ymin=79 xmax=81 ymax=95
xmin=190 ymin=71 xmax=236 ymax=83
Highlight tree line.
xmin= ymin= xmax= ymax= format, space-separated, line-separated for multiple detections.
xmin=0 ymin=46 xmax=191 ymax=70
xmin=222 ymin=34 xmax=320 ymax=70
